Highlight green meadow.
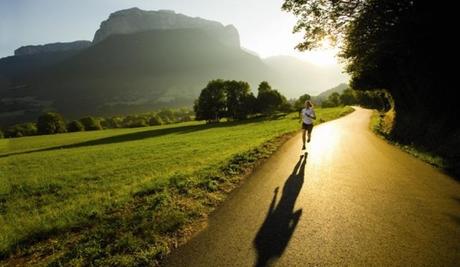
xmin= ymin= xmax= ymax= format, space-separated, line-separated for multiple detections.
xmin=0 ymin=107 xmax=353 ymax=265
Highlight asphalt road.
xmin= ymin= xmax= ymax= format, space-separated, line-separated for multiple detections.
xmin=163 ymin=107 xmax=460 ymax=266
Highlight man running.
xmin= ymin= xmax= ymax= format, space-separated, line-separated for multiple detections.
xmin=300 ymin=100 xmax=316 ymax=150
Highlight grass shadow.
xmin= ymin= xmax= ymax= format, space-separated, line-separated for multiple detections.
xmin=0 ymin=116 xmax=277 ymax=158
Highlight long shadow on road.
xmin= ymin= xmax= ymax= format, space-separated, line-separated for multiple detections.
xmin=253 ymin=153 xmax=307 ymax=267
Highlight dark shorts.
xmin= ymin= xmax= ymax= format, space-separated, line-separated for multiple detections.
xmin=302 ymin=123 xmax=313 ymax=133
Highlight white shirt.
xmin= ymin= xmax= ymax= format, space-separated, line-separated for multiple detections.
xmin=301 ymin=107 xmax=315 ymax=125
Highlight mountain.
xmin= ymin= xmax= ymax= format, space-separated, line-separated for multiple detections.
xmin=0 ymin=28 xmax=270 ymax=126
xmin=93 ymin=8 xmax=240 ymax=48
xmin=0 ymin=8 xmax=348 ymax=126
xmin=263 ymin=56 xmax=348 ymax=98
xmin=0 ymin=48 xmax=96 ymax=126
xmin=14 ymin=41 xmax=92 ymax=56
xmin=312 ymin=83 xmax=348 ymax=103
xmin=0 ymin=8 xmax=266 ymax=126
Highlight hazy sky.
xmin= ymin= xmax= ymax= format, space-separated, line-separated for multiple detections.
xmin=0 ymin=0 xmax=346 ymax=69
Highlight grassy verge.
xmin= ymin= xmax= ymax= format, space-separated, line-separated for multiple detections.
xmin=370 ymin=110 xmax=446 ymax=169
xmin=0 ymin=106 xmax=353 ymax=266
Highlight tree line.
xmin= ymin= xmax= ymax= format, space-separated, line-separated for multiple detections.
xmin=283 ymin=0 xmax=460 ymax=176
xmin=194 ymin=79 xmax=389 ymax=124
xmin=0 ymin=80 xmax=389 ymax=138
xmin=0 ymin=108 xmax=193 ymax=138
xmin=194 ymin=80 xmax=291 ymax=123
xmin=320 ymin=89 xmax=390 ymax=110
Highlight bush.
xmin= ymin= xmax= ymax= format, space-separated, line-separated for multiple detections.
xmin=5 ymin=123 xmax=38 ymax=137
xmin=102 ymin=117 xmax=124 ymax=129
xmin=0 ymin=130 xmax=4 ymax=139
xmin=67 ymin=120 xmax=85 ymax=132
xmin=80 ymin=117 xmax=102 ymax=131
xmin=122 ymin=116 xmax=149 ymax=128
xmin=37 ymin=112 xmax=67 ymax=135
xmin=279 ymin=101 xmax=294 ymax=113
xmin=177 ymin=114 xmax=192 ymax=122
xmin=148 ymin=115 xmax=163 ymax=126
xmin=157 ymin=110 xmax=175 ymax=124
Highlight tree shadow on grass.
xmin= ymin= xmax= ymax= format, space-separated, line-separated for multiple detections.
xmin=0 ymin=116 xmax=275 ymax=158
xmin=253 ymin=153 xmax=307 ymax=267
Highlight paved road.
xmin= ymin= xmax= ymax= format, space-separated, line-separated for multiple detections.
xmin=164 ymin=107 xmax=460 ymax=266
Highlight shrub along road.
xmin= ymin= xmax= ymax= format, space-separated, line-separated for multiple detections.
xmin=164 ymin=107 xmax=460 ymax=266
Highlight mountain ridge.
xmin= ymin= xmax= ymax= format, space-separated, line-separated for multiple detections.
xmin=14 ymin=41 xmax=92 ymax=56
xmin=0 ymin=8 xmax=347 ymax=126
xmin=93 ymin=8 xmax=240 ymax=48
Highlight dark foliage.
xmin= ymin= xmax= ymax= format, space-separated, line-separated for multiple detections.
xmin=79 ymin=117 xmax=102 ymax=131
xmin=67 ymin=120 xmax=85 ymax=132
xmin=194 ymin=80 xmax=291 ymax=123
xmin=294 ymin=94 xmax=311 ymax=111
xmin=4 ymin=123 xmax=37 ymax=138
xmin=284 ymin=0 xmax=459 ymax=176
xmin=256 ymin=81 xmax=288 ymax=114
xmin=194 ymin=80 xmax=227 ymax=123
xmin=37 ymin=112 xmax=67 ymax=135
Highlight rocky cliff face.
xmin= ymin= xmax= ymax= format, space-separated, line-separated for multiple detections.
xmin=93 ymin=8 xmax=240 ymax=48
xmin=14 ymin=41 xmax=92 ymax=56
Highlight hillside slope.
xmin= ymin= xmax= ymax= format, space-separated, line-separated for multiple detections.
xmin=0 ymin=29 xmax=271 ymax=125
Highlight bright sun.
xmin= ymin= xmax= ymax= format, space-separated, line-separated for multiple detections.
xmin=298 ymin=39 xmax=340 ymax=66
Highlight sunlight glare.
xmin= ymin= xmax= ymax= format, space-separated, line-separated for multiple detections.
xmin=299 ymin=39 xmax=340 ymax=66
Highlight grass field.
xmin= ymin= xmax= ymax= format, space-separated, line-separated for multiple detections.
xmin=0 ymin=106 xmax=353 ymax=265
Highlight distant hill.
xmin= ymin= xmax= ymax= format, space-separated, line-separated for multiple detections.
xmin=0 ymin=8 xmax=348 ymax=126
xmin=14 ymin=41 xmax=92 ymax=56
xmin=0 ymin=28 xmax=271 ymax=125
xmin=263 ymin=56 xmax=349 ymax=98
xmin=0 ymin=9 xmax=268 ymax=126
xmin=312 ymin=83 xmax=348 ymax=103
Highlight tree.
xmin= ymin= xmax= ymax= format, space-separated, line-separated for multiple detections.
xmin=241 ymin=93 xmax=257 ymax=117
xmin=257 ymin=81 xmax=272 ymax=94
xmin=194 ymin=79 xmax=289 ymax=121
xmin=173 ymin=108 xmax=194 ymax=122
xmin=67 ymin=120 xmax=85 ymax=132
xmin=283 ymin=1 xmax=456 ymax=149
xmin=339 ymin=89 xmax=357 ymax=106
xmin=328 ymin=92 xmax=341 ymax=107
xmin=354 ymin=90 xmax=389 ymax=110
xmin=194 ymin=80 xmax=227 ymax=123
xmin=148 ymin=115 xmax=163 ymax=126
xmin=0 ymin=129 xmax=3 ymax=139
xmin=79 ymin=117 xmax=102 ymax=131
xmin=37 ymin=112 xmax=67 ymax=135
xmin=5 ymin=123 xmax=38 ymax=137
xmin=279 ymin=100 xmax=294 ymax=113
xmin=256 ymin=81 xmax=285 ymax=114
xmin=102 ymin=117 xmax=124 ymax=129
xmin=224 ymin=80 xmax=253 ymax=120
xmin=294 ymin=93 xmax=311 ymax=111
xmin=157 ymin=109 xmax=175 ymax=124
xmin=122 ymin=115 xmax=148 ymax=128
xmin=282 ymin=0 xmax=433 ymax=113
xmin=282 ymin=0 xmax=366 ymax=51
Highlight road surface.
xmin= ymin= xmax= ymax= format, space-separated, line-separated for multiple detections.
xmin=164 ymin=107 xmax=460 ymax=266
